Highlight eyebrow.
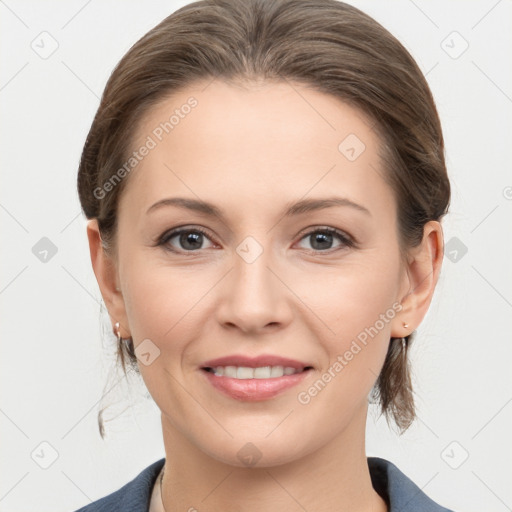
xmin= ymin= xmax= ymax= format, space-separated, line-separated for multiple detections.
xmin=146 ymin=196 xmax=371 ymax=220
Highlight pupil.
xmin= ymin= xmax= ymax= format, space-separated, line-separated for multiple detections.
xmin=311 ymin=232 xmax=332 ymax=250
xmin=181 ymin=232 xmax=202 ymax=250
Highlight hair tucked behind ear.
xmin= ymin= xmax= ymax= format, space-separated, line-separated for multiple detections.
xmin=80 ymin=0 xmax=450 ymax=438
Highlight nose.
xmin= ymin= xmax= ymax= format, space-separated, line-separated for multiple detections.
xmin=215 ymin=237 xmax=293 ymax=335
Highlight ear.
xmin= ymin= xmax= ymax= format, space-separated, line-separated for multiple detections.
xmin=86 ymin=219 xmax=131 ymax=338
xmin=391 ymin=220 xmax=444 ymax=338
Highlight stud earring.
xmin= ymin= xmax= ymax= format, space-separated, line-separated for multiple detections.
xmin=114 ymin=321 xmax=121 ymax=341
xmin=403 ymin=322 xmax=409 ymax=329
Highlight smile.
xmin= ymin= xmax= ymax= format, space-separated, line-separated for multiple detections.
xmin=203 ymin=365 xmax=308 ymax=379
xmin=200 ymin=367 xmax=313 ymax=401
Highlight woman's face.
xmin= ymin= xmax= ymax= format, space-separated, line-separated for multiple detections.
xmin=105 ymin=79 xmax=416 ymax=466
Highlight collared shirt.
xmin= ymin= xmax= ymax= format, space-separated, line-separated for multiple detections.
xmin=72 ymin=456 xmax=455 ymax=511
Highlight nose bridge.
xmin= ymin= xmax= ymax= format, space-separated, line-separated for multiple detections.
xmin=233 ymin=234 xmax=277 ymax=304
xmin=218 ymin=233 xmax=289 ymax=331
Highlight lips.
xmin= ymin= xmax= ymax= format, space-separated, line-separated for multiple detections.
xmin=200 ymin=354 xmax=313 ymax=401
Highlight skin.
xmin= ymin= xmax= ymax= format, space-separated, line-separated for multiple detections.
xmin=87 ymin=79 xmax=444 ymax=512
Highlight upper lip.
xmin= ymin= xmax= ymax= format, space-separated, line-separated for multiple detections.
xmin=201 ymin=354 xmax=312 ymax=371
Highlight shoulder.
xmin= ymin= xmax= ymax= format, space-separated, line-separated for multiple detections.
xmin=71 ymin=458 xmax=165 ymax=512
xmin=368 ymin=456 xmax=456 ymax=512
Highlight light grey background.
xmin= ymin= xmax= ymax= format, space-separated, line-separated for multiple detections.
xmin=1 ymin=1 xmax=511 ymax=511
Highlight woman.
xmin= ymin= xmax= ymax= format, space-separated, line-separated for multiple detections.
xmin=74 ymin=0 xmax=454 ymax=510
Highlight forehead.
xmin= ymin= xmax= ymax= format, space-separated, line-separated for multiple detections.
xmin=121 ymin=79 xmax=393 ymax=219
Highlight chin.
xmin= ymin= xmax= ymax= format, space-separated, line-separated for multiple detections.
xmin=198 ymin=433 xmax=311 ymax=469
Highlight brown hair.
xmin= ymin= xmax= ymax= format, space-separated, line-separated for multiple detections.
xmin=77 ymin=0 xmax=450 ymax=437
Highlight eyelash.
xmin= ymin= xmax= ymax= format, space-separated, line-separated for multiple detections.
xmin=156 ymin=225 xmax=355 ymax=255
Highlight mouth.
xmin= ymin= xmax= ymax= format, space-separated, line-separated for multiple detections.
xmin=199 ymin=355 xmax=314 ymax=401
xmin=201 ymin=365 xmax=313 ymax=379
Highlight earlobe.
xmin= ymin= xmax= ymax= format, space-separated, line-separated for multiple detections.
xmin=391 ymin=221 xmax=444 ymax=337
xmin=86 ymin=219 xmax=130 ymax=337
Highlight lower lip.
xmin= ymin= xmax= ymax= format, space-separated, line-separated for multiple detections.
xmin=201 ymin=369 xmax=311 ymax=401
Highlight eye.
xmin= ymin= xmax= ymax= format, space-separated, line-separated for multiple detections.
xmin=157 ymin=227 xmax=216 ymax=253
xmin=296 ymin=227 xmax=354 ymax=252
xmin=156 ymin=225 xmax=354 ymax=254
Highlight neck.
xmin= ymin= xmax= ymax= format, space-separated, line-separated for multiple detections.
xmin=159 ymin=404 xmax=388 ymax=512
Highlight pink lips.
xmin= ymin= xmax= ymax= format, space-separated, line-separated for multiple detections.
xmin=200 ymin=354 xmax=313 ymax=401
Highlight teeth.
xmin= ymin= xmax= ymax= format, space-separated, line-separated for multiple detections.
xmin=237 ymin=366 xmax=254 ymax=379
xmin=253 ymin=366 xmax=271 ymax=378
xmin=271 ymin=366 xmax=284 ymax=378
xmin=212 ymin=365 xmax=301 ymax=379
xmin=223 ymin=366 xmax=237 ymax=378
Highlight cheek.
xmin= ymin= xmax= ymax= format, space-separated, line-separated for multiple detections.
xmin=120 ymin=259 xmax=202 ymax=407
xmin=292 ymin=253 xmax=400 ymax=395
xmin=290 ymin=252 xmax=401 ymax=339
xmin=294 ymin=267 xmax=397 ymax=426
xmin=121 ymin=254 xmax=204 ymax=341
